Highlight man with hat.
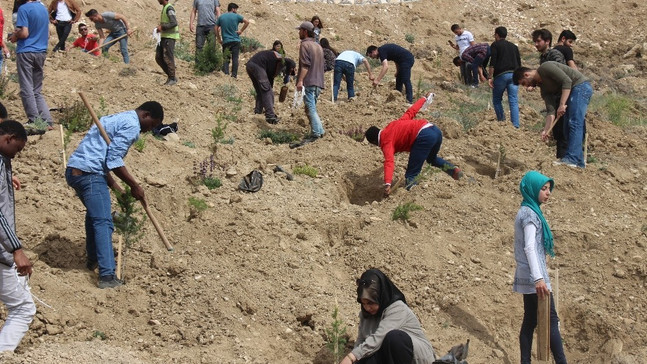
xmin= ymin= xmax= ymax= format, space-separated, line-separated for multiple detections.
xmin=293 ymin=20 xmax=325 ymax=146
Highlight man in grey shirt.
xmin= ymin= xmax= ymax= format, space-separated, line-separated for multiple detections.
xmin=85 ymin=8 xmax=133 ymax=64
xmin=189 ymin=0 xmax=220 ymax=52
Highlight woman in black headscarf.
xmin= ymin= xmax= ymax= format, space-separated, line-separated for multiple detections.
xmin=340 ymin=268 xmax=436 ymax=364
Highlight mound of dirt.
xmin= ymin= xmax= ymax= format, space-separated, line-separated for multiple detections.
xmin=0 ymin=0 xmax=646 ymax=363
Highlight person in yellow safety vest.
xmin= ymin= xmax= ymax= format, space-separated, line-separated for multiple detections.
xmin=156 ymin=0 xmax=179 ymax=85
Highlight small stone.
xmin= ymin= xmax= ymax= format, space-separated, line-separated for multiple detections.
xmin=226 ymin=168 xmax=238 ymax=177
xmin=148 ymin=319 xmax=161 ymax=326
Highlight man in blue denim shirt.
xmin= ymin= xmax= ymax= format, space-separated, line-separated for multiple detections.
xmin=65 ymin=101 xmax=164 ymax=288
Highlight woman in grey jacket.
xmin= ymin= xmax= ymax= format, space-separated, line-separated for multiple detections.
xmin=340 ymin=269 xmax=435 ymax=364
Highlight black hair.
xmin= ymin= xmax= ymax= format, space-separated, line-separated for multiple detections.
xmin=452 ymin=56 xmax=462 ymax=67
xmin=227 ymin=3 xmax=238 ymax=11
xmin=273 ymin=40 xmax=283 ymax=49
xmin=0 ymin=102 xmax=7 ymax=120
xmin=558 ymin=30 xmax=577 ymax=42
xmin=451 ymin=24 xmax=460 ymax=32
xmin=137 ymin=101 xmax=164 ymax=121
xmin=512 ymin=66 xmax=532 ymax=85
xmin=531 ymin=29 xmax=553 ymax=47
xmin=85 ymin=9 xmax=98 ymax=17
xmin=495 ymin=26 xmax=507 ymax=38
xmin=365 ymin=126 xmax=380 ymax=145
xmin=366 ymin=45 xmax=378 ymax=56
xmin=0 ymin=120 xmax=28 ymax=141
xmin=320 ymin=38 xmax=338 ymax=56
xmin=78 ymin=22 xmax=87 ymax=31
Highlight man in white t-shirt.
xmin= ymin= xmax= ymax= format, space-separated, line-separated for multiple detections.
xmin=449 ymin=24 xmax=475 ymax=85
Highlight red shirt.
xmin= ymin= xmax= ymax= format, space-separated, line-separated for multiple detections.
xmin=0 ymin=8 xmax=5 ymax=48
xmin=72 ymin=34 xmax=100 ymax=56
xmin=379 ymin=97 xmax=431 ymax=184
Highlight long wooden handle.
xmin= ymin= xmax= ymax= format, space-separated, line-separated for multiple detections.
xmin=86 ymin=32 xmax=130 ymax=55
xmin=143 ymin=200 xmax=173 ymax=251
xmin=78 ymin=92 xmax=174 ymax=252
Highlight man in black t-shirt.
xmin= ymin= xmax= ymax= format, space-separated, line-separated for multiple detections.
xmin=554 ymin=30 xmax=578 ymax=70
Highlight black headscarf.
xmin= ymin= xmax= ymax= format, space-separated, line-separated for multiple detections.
xmin=356 ymin=268 xmax=406 ymax=317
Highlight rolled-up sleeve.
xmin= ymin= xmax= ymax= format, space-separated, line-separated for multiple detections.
xmin=351 ymin=303 xmax=409 ymax=360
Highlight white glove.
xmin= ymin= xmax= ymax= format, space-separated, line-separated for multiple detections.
xmin=420 ymin=92 xmax=435 ymax=111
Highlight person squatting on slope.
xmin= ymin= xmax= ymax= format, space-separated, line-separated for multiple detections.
xmin=65 ymin=102 xmax=164 ymax=289
xmin=513 ymin=170 xmax=568 ymax=364
xmin=339 ymin=268 xmax=436 ymax=364
xmin=365 ymin=93 xmax=462 ymax=196
xmin=0 ymin=120 xmax=36 ymax=352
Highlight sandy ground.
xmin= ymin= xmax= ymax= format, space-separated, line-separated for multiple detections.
xmin=0 ymin=0 xmax=646 ymax=363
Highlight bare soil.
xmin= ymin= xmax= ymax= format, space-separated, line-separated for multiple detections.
xmin=0 ymin=0 xmax=646 ymax=363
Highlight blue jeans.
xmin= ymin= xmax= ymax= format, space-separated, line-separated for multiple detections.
xmin=470 ymin=48 xmax=491 ymax=87
xmin=405 ymin=126 xmax=456 ymax=188
xmin=222 ymin=41 xmax=241 ymax=78
xmin=103 ymin=29 xmax=129 ymax=64
xmin=65 ymin=169 xmax=116 ymax=279
xmin=303 ymin=86 xmax=324 ymax=137
xmin=561 ymin=81 xmax=593 ymax=167
xmin=333 ymin=60 xmax=355 ymax=101
xmin=395 ymin=59 xmax=414 ymax=103
xmin=492 ymin=72 xmax=520 ymax=128
xmin=520 ymin=293 xmax=568 ymax=364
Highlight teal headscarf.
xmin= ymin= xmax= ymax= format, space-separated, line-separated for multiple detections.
xmin=519 ymin=171 xmax=555 ymax=257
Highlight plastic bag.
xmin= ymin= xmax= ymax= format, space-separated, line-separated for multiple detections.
xmin=292 ymin=89 xmax=304 ymax=109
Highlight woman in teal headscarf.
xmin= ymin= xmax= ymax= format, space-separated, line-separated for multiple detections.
xmin=513 ymin=171 xmax=568 ymax=364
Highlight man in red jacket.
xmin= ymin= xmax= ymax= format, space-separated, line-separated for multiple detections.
xmin=365 ymin=93 xmax=462 ymax=196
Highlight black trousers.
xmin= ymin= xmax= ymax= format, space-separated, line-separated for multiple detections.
xmin=54 ymin=21 xmax=72 ymax=51
xmin=357 ymin=330 xmax=414 ymax=364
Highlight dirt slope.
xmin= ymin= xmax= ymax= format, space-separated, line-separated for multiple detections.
xmin=0 ymin=0 xmax=646 ymax=363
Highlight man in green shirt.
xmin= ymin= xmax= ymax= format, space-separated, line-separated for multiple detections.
xmin=513 ymin=62 xmax=593 ymax=168
xmin=156 ymin=0 xmax=179 ymax=85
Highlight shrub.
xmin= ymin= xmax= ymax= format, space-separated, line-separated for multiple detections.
xmin=133 ymin=136 xmax=146 ymax=152
xmin=392 ymin=202 xmax=423 ymax=222
xmin=405 ymin=33 xmax=415 ymax=44
xmin=211 ymin=118 xmax=235 ymax=145
xmin=325 ymin=307 xmax=348 ymax=363
xmin=194 ymin=33 xmax=223 ymax=75
xmin=293 ymin=164 xmax=318 ymax=178
xmin=59 ymin=100 xmax=93 ymax=147
xmin=415 ymin=77 xmax=433 ymax=100
xmin=240 ymin=36 xmax=264 ymax=53
xmin=175 ymin=38 xmax=195 ymax=63
xmin=259 ymin=129 xmax=300 ymax=144
xmin=188 ymin=197 xmax=208 ymax=220
xmin=589 ymin=93 xmax=647 ymax=127
xmin=113 ymin=185 xmax=146 ymax=248
xmin=183 ymin=141 xmax=196 ymax=148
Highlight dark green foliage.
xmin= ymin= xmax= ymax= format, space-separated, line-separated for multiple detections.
xmin=113 ymin=185 xmax=146 ymax=248
xmin=259 ymin=129 xmax=300 ymax=144
xmin=325 ymin=307 xmax=348 ymax=363
xmin=194 ymin=33 xmax=224 ymax=75
xmin=240 ymin=36 xmax=264 ymax=53
xmin=392 ymin=202 xmax=423 ymax=222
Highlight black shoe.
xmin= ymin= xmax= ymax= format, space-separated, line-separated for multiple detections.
xmin=98 ymin=276 xmax=124 ymax=289
xmin=164 ymin=78 xmax=177 ymax=86
xmin=266 ymin=116 xmax=280 ymax=124
xmin=86 ymin=260 xmax=98 ymax=271
xmin=289 ymin=135 xmax=321 ymax=149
